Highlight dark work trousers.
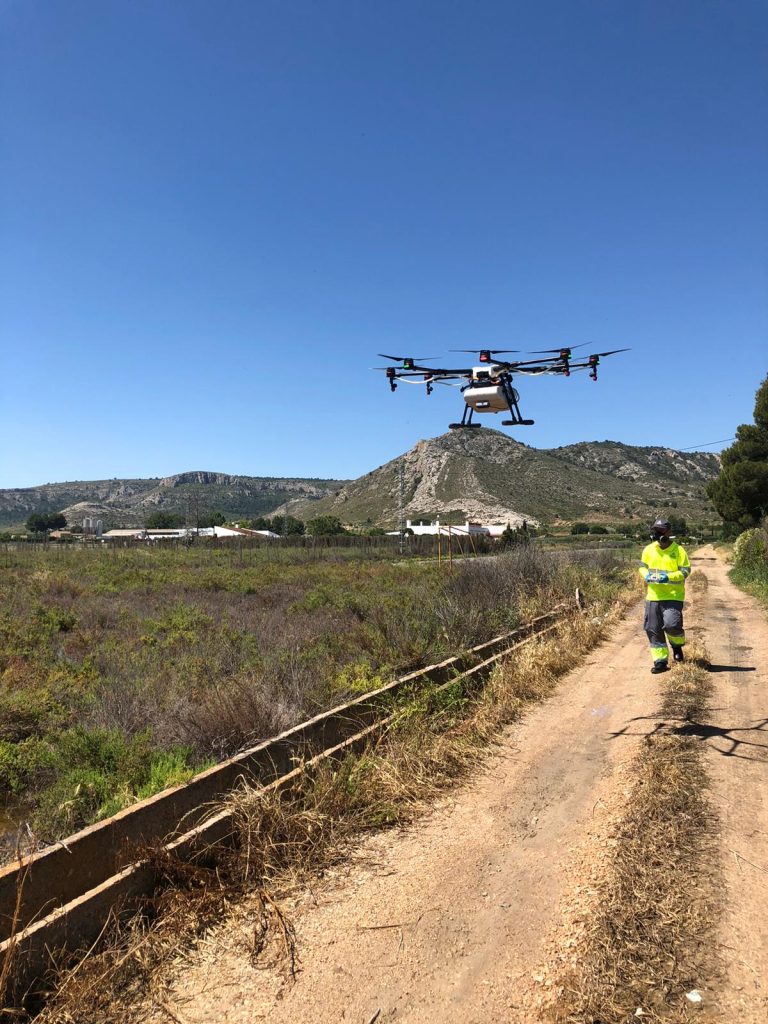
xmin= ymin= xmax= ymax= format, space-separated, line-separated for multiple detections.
xmin=643 ymin=599 xmax=686 ymax=663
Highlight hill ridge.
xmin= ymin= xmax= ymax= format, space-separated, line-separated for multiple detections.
xmin=0 ymin=472 xmax=347 ymax=529
xmin=274 ymin=430 xmax=720 ymax=527
xmin=0 ymin=432 xmax=720 ymax=529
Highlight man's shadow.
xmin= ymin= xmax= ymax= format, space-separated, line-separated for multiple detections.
xmin=608 ymin=715 xmax=768 ymax=762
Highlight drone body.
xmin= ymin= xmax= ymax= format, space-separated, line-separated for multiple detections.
xmin=375 ymin=346 xmax=628 ymax=430
xmin=464 ymin=380 xmax=510 ymax=414
xmin=459 ymin=368 xmax=528 ymax=427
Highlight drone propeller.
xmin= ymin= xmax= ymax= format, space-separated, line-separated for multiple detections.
xmin=528 ymin=343 xmax=590 ymax=355
xmin=450 ymin=348 xmax=520 ymax=364
xmin=588 ymin=348 xmax=630 ymax=358
xmin=377 ymin=353 xmax=439 ymax=370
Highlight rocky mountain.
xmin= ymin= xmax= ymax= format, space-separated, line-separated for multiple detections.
xmin=0 ymin=473 xmax=347 ymax=529
xmin=273 ymin=430 xmax=720 ymax=527
xmin=0 ymin=433 xmax=721 ymax=531
xmin=549 ymin=440 xmax=720 ymax=484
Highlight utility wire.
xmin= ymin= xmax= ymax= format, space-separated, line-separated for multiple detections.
xmin=678 ymin=437 xmax=735 ymax=451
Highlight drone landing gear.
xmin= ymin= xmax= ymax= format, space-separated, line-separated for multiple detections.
xmin=449 ymin=404 xmax=482 ymax=430
xmin=500 ymin=376 xmax=534 ymax=426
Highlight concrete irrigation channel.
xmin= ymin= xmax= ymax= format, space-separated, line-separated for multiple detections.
xmin=1 ymin=603 xmax=574 ymax=1001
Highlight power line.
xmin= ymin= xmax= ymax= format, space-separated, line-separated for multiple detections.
xmin=679 ymin=437 xmax=735 ymax=452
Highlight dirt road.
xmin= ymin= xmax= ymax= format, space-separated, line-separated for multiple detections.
xmin=697 ymin=550 xmax=768 ymax=1018
xmin=155 ymin=546 xmax=768 ymax=1022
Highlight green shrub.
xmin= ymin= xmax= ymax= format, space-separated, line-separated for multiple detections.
xmin=333 ymin=661 xmax=389 ymax=695
xmin=31 ymin=728 xmax=199 ymax=838
xmin=0 ymin=737 xmax=57 ymax=796
xmin=140 ymin=603 xmax=212 ymax=646
xmin=731 ymin=525 xmax=768 ymax=606
xmin=733 ymin=527 xmax=767 ymax=569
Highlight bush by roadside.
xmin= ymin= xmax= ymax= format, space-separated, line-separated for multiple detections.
xmin=730 ymin=523 xmax=768 ymax=605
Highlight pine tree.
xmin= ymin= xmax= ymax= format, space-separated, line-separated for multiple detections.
xmin=707 ymin=375 xmax=768 ymax=528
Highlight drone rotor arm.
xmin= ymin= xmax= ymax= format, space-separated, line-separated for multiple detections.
xmin=396 ymin=375 xmax=458 ymax=384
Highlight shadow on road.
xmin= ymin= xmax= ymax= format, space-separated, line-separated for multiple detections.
xmin=706 ymin=664 xmax=756 ymax=673
xmin=608 ymin=716 xmax=768 ymax=762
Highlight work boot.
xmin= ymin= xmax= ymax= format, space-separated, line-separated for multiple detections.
xmin=672 ymin=646 xmax=685 ymax=663
xmin=651 ymin=660 xmax=669 ymax=674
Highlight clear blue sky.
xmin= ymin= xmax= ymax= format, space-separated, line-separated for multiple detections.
xmin=1 ymin=0 xmax=766 ymax=487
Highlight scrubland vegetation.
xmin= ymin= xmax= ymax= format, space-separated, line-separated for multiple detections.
xmin=0 ymin=542 xmax=627 ymax=847
xmin=27 ymin=567 xmax=633 ymax=1024
xmin=730 ymin=523 xmax=768 ymax=605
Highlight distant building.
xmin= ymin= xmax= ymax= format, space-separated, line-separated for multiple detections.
xmin=102 ymin=525 xmax=280 ymax=542
xmin=486 ymin=522 xmax=528 ymax=539
xmin=232 ymin=524 xmax=281 ymax=538
xmin=190 ymin=528 xmax=272 ymax=536
xmin=387 ymin=518 xmax=530 ymax=539
xmin=404 ymin=518 xmax=491 ymax=537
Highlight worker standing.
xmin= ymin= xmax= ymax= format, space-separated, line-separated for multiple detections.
xmin=639 ymin=518 xmax=691 ymax=674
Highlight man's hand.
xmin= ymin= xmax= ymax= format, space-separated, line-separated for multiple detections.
xmin=645 ymin=571 xmax=669 ymax=584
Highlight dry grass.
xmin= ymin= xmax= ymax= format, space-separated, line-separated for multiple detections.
xmin=18 ymin=588 xmax=635 ymax=1024
xmin=687 ymin=568 xmax=709 ymax=595
xmin=0 ymin=841 xmax=31 ymax=1016
xmin=548 ymin=644 xmax=721 ymax=1023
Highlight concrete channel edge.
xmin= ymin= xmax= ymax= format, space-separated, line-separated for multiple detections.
xmin=1 ymin=605 xmax=570 ymax=1000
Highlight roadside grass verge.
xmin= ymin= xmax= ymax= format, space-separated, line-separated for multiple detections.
xmin=730 ymin=563 xmax=768 ymax=609
xmin=19 ymin=577 xmax=636 ymax=1023
xmin=548 ymin=644 xmax=721 ymax=1023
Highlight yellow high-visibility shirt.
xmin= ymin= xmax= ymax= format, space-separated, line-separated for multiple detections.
xmin=638 ymin=541 xmax=690 ymax=601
